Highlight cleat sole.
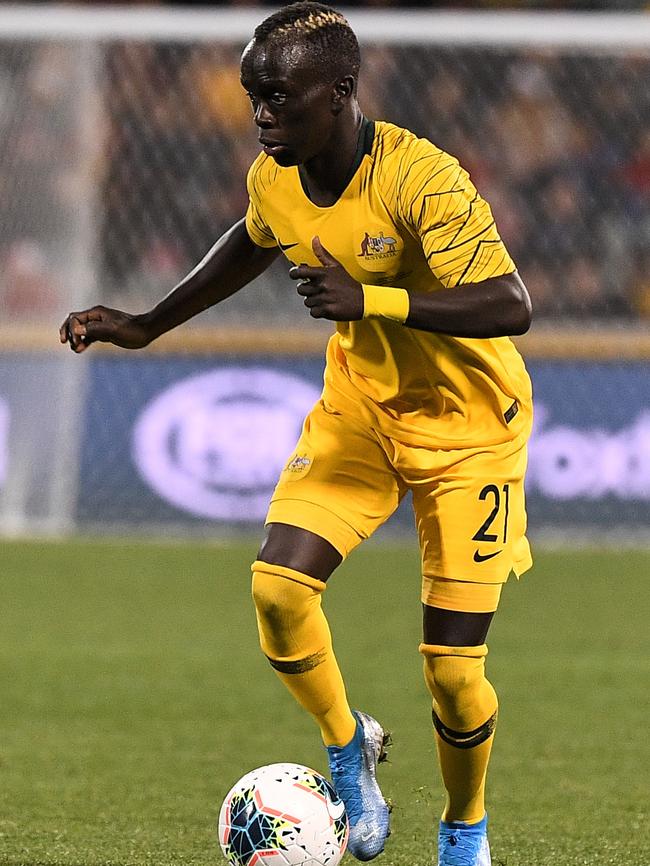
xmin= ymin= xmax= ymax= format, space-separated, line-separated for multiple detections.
xmin=379 ymin=731 xmax=392 ymax=763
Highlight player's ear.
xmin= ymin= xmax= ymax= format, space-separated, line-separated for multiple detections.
xmin=331 ymin=75 xmax=355 ymax=113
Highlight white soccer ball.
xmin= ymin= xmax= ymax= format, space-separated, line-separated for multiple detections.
xmin=218 ymin=762 xmax=349 ymax=866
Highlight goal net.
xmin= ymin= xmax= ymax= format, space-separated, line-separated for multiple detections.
xmin=0 ymin=7 xmax=649 ymax=538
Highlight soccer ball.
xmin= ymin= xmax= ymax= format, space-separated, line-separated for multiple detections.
xmin=218 ymin=762 xmax=349 ymax=866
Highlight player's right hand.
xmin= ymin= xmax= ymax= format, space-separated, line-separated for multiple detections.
xmin=59 ymin=305 xmax=152 ymax=354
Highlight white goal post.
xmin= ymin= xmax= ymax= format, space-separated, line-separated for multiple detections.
xmin=0 ymin=6 xmax=649 ymax=47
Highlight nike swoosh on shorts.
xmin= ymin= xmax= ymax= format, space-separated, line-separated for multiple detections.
xmin=473 ymin=549 xmax=503 ymax=563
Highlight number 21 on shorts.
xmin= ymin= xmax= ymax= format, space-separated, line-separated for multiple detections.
xmin=472 ymin=483 xmax=509 ymax=563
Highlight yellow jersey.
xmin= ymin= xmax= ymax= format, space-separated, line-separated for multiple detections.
xmin=245 ymin=119 xmax=532 ymax=448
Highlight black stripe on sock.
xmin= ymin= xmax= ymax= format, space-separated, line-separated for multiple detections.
xmin=432 ymin=708 xmax=497 ymax=749
xmin=266 ymin=649 xmax=327 ymax=674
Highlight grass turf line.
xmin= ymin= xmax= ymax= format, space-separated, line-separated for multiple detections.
xmin=1 ymin=540 xmax=649 ymax=865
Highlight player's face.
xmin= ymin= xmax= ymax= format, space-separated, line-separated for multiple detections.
xmin=240 ymin=40 xmax=344 ymax=167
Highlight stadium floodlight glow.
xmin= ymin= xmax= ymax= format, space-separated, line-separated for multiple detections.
xmin=0 ymin=6 xmax=649 ymax=49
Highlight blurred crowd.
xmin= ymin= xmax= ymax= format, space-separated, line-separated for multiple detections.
xmin=0 ymin=8 xmax=649 ymax=323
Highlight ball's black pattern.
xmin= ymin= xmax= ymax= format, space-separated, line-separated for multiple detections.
xmin=225 ymin=786 xmax=288 ymax=866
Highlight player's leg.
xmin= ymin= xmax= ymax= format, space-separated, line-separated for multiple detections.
xmin=251 ymin=400 xmax=402 ymax=860
xmin=404 ymin=435 xmax=530 ymax=866
xmin=252 ymin=397 xmax=403 ymax=748
xmin=420 ymin=599 xmax=498 ymax=866
xmin=420 ymin=595 xmax=499 ymax=829
xmin=253 ymin=523 xmax=391 ymax=861
xmin=253 ymin=523 xmax=354 ymax=747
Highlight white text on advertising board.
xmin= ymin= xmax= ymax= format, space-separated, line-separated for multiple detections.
xmin=132 ymin=368 xmax=320 ymax=520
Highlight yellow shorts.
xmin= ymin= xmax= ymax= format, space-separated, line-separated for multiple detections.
xmin=267 ymin=399 xmax=532 ymax=613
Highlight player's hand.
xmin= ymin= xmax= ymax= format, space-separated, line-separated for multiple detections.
xmin=289 ymin=237 xmax=364 ymax=321
xmin=59 ymin=306 xmax=152 ymax=354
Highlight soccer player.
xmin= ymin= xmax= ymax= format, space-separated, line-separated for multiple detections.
xmin=60 ymin=4 xmax=533 ymax=865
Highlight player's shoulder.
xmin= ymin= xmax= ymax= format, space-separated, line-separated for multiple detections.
xmin=371 ymin=122 xmax=462 ymax=207
xmin=372 ymin=120 xmax=458 ymax=175
xmin=246 ymin=151 xmax=283 ymax=199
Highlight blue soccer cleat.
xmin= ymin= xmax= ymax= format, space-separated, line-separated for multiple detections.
xmin=438 ymin=814 xmax=491 ymax=866
xmin=326 ymin=710 xmax=391 ymax=861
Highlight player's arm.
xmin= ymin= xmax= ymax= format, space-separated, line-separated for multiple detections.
xmin=290 ymin=239 xmax=531 ymax=338
xmin=402 ymin=270 xmax=531 ymax=337
xmin=60 ymin=218 xmax=280 ymax=353
xmin=290 ymin=134 xmax=534 ymax=338
xmin=396 ymin=149 xmax=532 ymax=337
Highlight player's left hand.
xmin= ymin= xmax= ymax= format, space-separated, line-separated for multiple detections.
xmin=289 ymin=237 xmax=364 ymax=321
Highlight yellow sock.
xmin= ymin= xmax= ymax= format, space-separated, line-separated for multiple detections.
xmin=251 ymin=560 xmax=356 ymax=748
xmin=420 ymin=643 xmax=498 ymax=824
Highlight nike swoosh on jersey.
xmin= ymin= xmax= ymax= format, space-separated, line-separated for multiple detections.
xmin=473 ymin=549 xmax=503 ymax=563
xmin=278 ymin=239 xmax=298 ymax=251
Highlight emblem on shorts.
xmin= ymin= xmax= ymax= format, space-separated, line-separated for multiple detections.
xmin=358 ymin=230 xmax=399 ymax=260
xmin=285 ymin=454 xmax=311 ymax=474
xmin=473 ymin=549 xmax=503 ymax=563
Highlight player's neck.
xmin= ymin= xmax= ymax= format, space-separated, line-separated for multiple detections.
xmin=300 ymin=107 xmax=366 ymax=207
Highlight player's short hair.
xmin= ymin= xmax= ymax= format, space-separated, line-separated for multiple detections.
xmin=253 ymin=2 xmax=361 ymax=83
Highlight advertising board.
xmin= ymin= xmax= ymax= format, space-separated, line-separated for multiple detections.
xmin=74 ymin=356 xmax=650 ymax=535
xmin=1 ymin=354 xmax=649 ymax=536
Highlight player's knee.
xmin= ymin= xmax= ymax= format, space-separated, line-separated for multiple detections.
xmin=420 ymin=645 xmax=488 ymax=711
xmin=251 ymin=565 xmax=330 ymax=670
xmin=252 ymin=568 xmax=288 ymax=622
xmin=251 ymin=564 xmax=324 ymax=659
xmin=421 ymin=644 xmax=498 ymax=743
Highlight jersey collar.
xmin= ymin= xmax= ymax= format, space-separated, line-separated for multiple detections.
xmin=298 ymin=117 xmax=375 ymax=206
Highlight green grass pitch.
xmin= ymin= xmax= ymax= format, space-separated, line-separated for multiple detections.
xmin=1 ymin=539 xmax=649 ymax=866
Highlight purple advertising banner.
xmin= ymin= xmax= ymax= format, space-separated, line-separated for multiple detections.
xmin=69 ymin=355 xmax=650 ymax=536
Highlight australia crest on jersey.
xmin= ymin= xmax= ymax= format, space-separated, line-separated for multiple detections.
xmin=358 ymin=230 xmax=400 ymax=260
xmin=284 ymin=453 xmax=312 ymax=478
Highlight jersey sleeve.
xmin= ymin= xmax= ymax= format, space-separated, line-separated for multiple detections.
xmin=245 ymin=159 xmax=278 ymax=249
xmin=397 ymin=145 xmax=516 ymax=288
